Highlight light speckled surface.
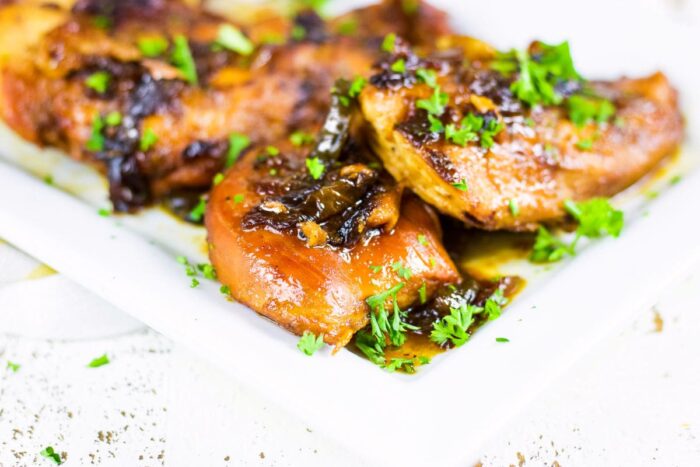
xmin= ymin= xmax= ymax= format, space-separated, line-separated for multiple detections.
xmin=1 ymin=239 xmax=699 ymax=466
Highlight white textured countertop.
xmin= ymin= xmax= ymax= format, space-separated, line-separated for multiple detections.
xmin=1 ymin=238 xmax=699 ymax=466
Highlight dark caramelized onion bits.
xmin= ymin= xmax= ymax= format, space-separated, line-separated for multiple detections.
xmin=405 ymin=276 xmax=518 ymax=338
xmin=242 ymin=164 xmax=398 ymax=248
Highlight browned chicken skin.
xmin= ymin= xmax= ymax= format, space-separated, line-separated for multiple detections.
xmin=360 ymin=39 xmax=684 ymax=231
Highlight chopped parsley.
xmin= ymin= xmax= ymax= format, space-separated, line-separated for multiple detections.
xmin=44 ymin=175 xmax=54 ymax=185
xmin=189 ymin=196 xmax=207 ymax=222
xmin=452 ymin=179 xmax=468 ymax=191
xmin=85 ymin=71 xmax=110 ymax=94
xmin=384 ymin=356 xmax=429 ymax=374
xmin=348 ymin=76 xmax=367 ymax=98
xmin=216 ymin=24 xmax=254 ymax=55
xmin=306 ymin=157 xmax=325 ymax=180
xmin=418 ymin=282 xmax=427 ymax=304
xmin=291 ymin=25 xmax=306 ymax=41
xmin=220 ymin=285 xmax=231 ymax=296
xmin=190 ymin=278 xmax=200 ymax=288
xmin=575 ymin=138 xmax=593 ymax=151
xmin=391 ymin=262 xmax=412 ymax=280
xmin=366 ymin=283 xmax=417 ymax=347
xmin=290 ymin=131 xmax=315 ymax=146
xmin=430 ymin=303 xmax=481 ymax=347
xmin=177 ymin=255 xmax=198 ymax=277
xmin=40 ymin=446 xmax=62 ymax=465
xmin=104 ymin=111 xmax=122 ymax=126
xmin=427 ymin=114 xmax=444 ymax=133
xmin=480 ymin=119 xmax=505 ymax=148
xmin=354 ymin=330 xmax=386 ymax=365
xmin=97 ymin=208 xmax=111 ymax=217
xmin=568 ymin=95 xmax=616 ymax=127
xmin=86 ymin=114 xmax=105 ymax=152
xmin=197 ymin=263 xmax=217 ymax=280
xmin=416 ymin=86 xmax=448 ymax=116
xmin=7 ymin=361 xmax=20 ymax=372
xmin=337 ymin=18 xmax=358 ymax=36
xmin=496 ymin=337 xmax=510 ymax=343
xmin=531 ymin=198 xmax=623 ymax=263
xmin=227 ymin=133 xmax=250 ymax=167
xmin=87 ymin=354 xmax=110 ymax=368
xmin=381 ymin=32 xmax=396 ymax=52
xmin=266 ymin=145 xmax=279 ymax=156
xmin=140 ymin=128 xmax=158 ymax=151
xmin=369 ymin=264 xmax=383 ymax=273
xmin=233 ymin=193 xmax=245 ymax=204
xmin=417 ymin=234 xmax=428 ymax=246
xmin=297 ymin=331 xmax=325 ymax=356
xmin=213 ymin=173 xmax=225 ymax=185
xmin=484 ymin=289 xmax=507 ymax=320
xmin=493 ymin=41 xmax=580 ymax=107
xmin=416 ymin=68 xmax=437 ymax=88
xmin=508 ymin=199 xmax=520 ymax=217
xmin=670 ymin=174 xmax=682 ymax=185
xmin=137 ymin=36 xmax=169 ymax=57
xmin=390 ymin=58 xmax=406 ymax=73
xmin=445 ymin=114 xmax=482 ymax=146
xmin=171 ymin=35 xmax=198 ymax=85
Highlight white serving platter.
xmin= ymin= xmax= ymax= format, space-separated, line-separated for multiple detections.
xmin=1 ymin=0 xmax=699 ymax=465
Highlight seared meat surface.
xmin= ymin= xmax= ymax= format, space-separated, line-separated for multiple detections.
xmin=360 ymin=38 xmax=684 ymax=230
xmin=0 ymin=0 xmax=451 ymax=211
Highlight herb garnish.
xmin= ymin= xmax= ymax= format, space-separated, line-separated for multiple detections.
xmin=85 ymin=71 xmax=110 ymax=94
xmin=87 ymin=354 xmax=110 ymax=368
xmin=531 ymin=198 xmax=624 ymax=263
xmin=452 ymin=179 xmax=468 ymax=191
xmin=430 ymin=303 xmax=480 ymax=347
xmin=171 ymin=35 xmax=198 ymax=85
xmin=306 ymin=157 xmax=325 ymax=180
xmin=227 ymin=133 xmax=250 ymax=167
xmin=381 ymin=33 xmax=396 ymax=52
xmin=86 ymin=114 xmax=105 ymax=152
xmin=416 ymin=86 xmax=448 ymax=116
xmin=297 ymin=331 xmax=325 ymax=356
xmin=508 ymin=199 xmax=520 ymax=217
xmin=391 ymin=262 xmax=412 ymax=280
xmin=391 ymin=58 xmax=406 ymax=73
xmin=138 ymin=37 xmax=169 ymax=57
xmin=216 ymin=24 xmax=254 ymax=55
xmin=7 ymin=361 xmax=20 ymax=372
xmin=40 ymin=446 xmax=62 ymax=465
xmin=416 ymin=68 xmax=437 ymax=88
xmin=568 ymin=95 xmax=615 ymax=127
xmin=496 ymin=337 xmax=510 ymax=343
xmin=290 ymin=131 xmax=315 ymax=146
xmin=139 ymin=128 xmax=158 ymax=151
xmin=189 ymin=196 xmax=207 ymax=222
xmin=366 ymin=283 xmax=417 ymax=347
xmin=104 ymin=111 xmax=122 ymax=126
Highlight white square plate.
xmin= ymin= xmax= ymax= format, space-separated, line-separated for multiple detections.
xmin=1 ymin=1 xmax=699 ymax=464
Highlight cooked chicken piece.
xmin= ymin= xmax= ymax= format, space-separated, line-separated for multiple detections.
xmin=206 ymin=141 xmax=459 ymax=349
xmin=360 ymin=40 xmax=684 ymax=231
xmin=0 ymin=0 xmax=452 ymax=212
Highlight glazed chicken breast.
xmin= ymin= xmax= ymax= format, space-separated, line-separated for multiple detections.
xmin=359 ymin=38 xmax=684 ymax=231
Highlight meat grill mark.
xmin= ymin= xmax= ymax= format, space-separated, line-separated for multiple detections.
xmin=424 ymin=148 xmax=458 ymax=182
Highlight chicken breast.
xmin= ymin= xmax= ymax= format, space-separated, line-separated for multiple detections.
xmin=360 ymin=39 xmax=684 ymax=231
xmin=206 ymin=139 xmax=459 ymax=349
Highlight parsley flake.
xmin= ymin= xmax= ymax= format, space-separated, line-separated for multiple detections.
xmin=416 ymin=68 xmax=437 ymax=88
xmin=452 ymin=179 xmax=468 ymax=191
xmin=97 ymin=208 xmax=111 ymax=217
xmin=86 ymin=114 xmax=105 ymax=152
xmin=430 ymin=303 xmax=482 ymax=347
xmin=290 ymin=131 xmax=315 ymax=146
xmin=171 ymin=35 xmax=198 ymax=85
xmin=381 ymin=32 xmax=396 ymax=52
xmin=348 ymin=76 xmax=367 ymax=98
xmin=391 ymin=58 xmax=406 ymax=73
xmin=227 ymin=133 xmax=250 ymax=167
xmin=40 ymin=446 xmax=62 ymax=465
xmin=189 ymin=196 xmax=207 ymax=222
xmin=306 ymin=157 xmax=325 ymax=180
xmin=568 ymin=95 xmax=616 ymax=127
xmin=85 ymin=71 xmax=110 ymax=94
xmin=87 ymin=354 xmax=110 ymax=368
xmin=496 ymin=337 xmax=510 ymax=343
xmin=417 ymin=234 xmax=428 ymax=246
xmin=233 ymin=193 xmax=245 ymax=204
xmin=197 ymin=263 xmax=217 ymax=280
xmin=7 ymin=361 xmax=20 ymax=372
xmin=366 ymin=283 xmax=417 ymax=347
xmin=140 ymin=128 xmax=158 ymax=151
xmin=508 ymin=199 xmax=520 ymax=217
xmin=416 ymin=86 xmax=448 ymax=116
xmin=575 ymin=138 xmax=593 ymax=151
xmin=220 ymin=285 xmax=231 ymax=296
xmin=445 ymin=113 xmax=482 ymax=146
xmin=216 ymin=24 xmax=254 ymax=55
xmin=418 ymin=281 xmax=427 ymax=304
xmin=337 ymin=18 xmax=358 ymax=36
xmin=213 ymin=173 xmax=225 ymax=185
xmin=104 ymin=111 xmax=122 ymax=126
xmin=391 ymin=262 xmax=412 ymax=280
xmin=297 ymin=331 xmax=325 ymax=356
xmin=138 ymin=37 xmax=169 ymax=57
